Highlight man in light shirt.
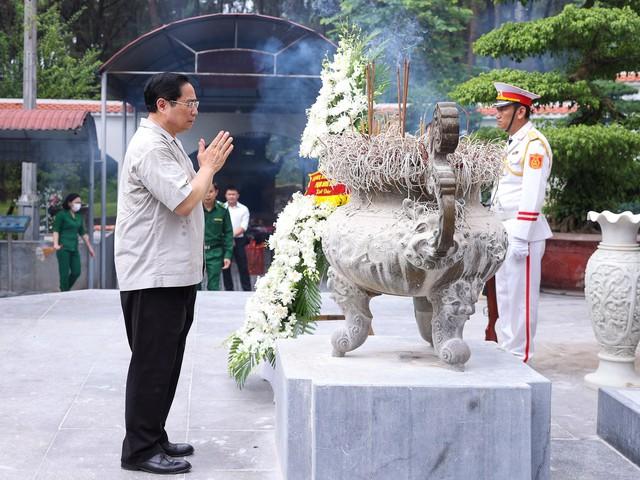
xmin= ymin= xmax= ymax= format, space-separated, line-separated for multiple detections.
xmin=222 ymin=185 xmax=252 ymax=291
xmin=115 ymin=72 xmax=233 ymax=474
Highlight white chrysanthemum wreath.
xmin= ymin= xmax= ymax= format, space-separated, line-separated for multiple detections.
xmin=299 ymin=26 xmax=369 ymax=158
xmin=227 ymin=193 xmax=336 ymax=387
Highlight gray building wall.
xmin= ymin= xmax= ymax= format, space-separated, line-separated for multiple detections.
xmin=0 ymin=232 xmax=116 ymax=295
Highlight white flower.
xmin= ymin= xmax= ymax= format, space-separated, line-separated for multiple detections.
xmin=299 ymin=32 xmax=368 ymax=158
xmin=329 ymin=115 xmax=351 ymax=133
xmin=228 ymin=193 xmax=337 ymax=374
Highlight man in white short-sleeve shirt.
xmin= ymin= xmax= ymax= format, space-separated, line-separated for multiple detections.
xmin=222 ymin=186 xmax=252 ymax=291
xmin=115 ymin=73 xmax=233 ymax=475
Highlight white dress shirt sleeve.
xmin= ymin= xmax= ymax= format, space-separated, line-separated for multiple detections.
xmin=240 ymin=205 xmax=250 ymax=233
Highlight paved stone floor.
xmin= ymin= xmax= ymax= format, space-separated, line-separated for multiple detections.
xmin=1 ymin=289 xmax=639 ymax=479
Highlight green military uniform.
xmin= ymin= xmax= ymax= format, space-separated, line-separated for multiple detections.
xmin=53 ymin=209 xmax=86 ymax=291
xmin=203 ymin=201 xmax=234 ymax=290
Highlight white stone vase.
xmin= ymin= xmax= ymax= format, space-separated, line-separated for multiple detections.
xmin=584 ymin=210 xmax=640 ymax=389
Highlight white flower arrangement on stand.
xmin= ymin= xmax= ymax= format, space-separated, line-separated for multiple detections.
xmin=227 ymin=26 xmax=370 ymax=388
xmin=299 ymin=26 xmax=369 ymax=158
xmin=227 ymin=193 xmax=336 ymax=387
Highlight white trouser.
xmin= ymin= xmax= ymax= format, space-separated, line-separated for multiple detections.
xmin=495 ymin=238 xmax=546 ymax=362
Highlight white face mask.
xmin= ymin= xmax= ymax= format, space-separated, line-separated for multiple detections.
xmin=71 ymin=203 xmax=81 ymax=213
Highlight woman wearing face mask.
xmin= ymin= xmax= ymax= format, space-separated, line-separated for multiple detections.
xmin=52 ymin=193 xmax=95 ymax=291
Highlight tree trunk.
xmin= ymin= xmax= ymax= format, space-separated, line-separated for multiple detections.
xmin=147 ymin=0 xmax=160 ymax=26
xmin=466 ymin=0 xmax=480 ymax=72
xmin=493 ymin=1 xmax=501 ymax=69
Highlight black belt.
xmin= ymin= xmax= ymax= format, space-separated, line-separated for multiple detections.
xmin=204 ymin=245 xmax=222 ymax=250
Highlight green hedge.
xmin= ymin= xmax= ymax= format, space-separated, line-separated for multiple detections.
xmin=542 ymin=124 xmax=640 ymax=231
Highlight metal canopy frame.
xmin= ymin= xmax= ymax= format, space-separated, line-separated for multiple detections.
xmin=99 ymin=13 xmax=335 ymax=111
xmin=97 ymin=13 xmax=335 ymax=288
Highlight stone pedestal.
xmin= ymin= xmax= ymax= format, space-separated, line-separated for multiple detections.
xmin=274 ymin=336 xmax=550 ymax=480
xmin=598 ymin=388 xmax=640 ymax=466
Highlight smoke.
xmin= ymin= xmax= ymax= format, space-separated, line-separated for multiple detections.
xmin=364 ymin=4 xmax=426 ymax=66
xmin=307 ymin=0 xmax=439 ymax=129
xmin=203 ymin=31 xmax=337 ymax=221
xmin=308 ymin=0 xmax=341 ymax=17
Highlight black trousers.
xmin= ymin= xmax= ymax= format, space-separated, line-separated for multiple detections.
xmin=223 ymin=236 xmax=252 ymax=291
xmin=120 ymin=284 xmax=197 ymax=464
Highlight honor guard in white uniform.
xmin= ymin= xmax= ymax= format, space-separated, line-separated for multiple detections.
xmin=490 ymin=82 xmax=552 ymax=362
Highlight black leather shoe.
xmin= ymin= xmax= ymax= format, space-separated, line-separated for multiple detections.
xmin=161 ymin=440 xmax=195 ymax=457
xmin=121 ymin=452 xmax=191 ymax=474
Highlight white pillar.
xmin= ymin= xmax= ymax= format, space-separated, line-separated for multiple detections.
xmin=16 ymin=162 xmax=39 ymax=240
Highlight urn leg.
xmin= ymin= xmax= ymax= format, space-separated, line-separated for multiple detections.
xmin=327 ymin=268 xmax=378 ymax=357
xmin=429 ymin=280 xmax=476 ymax=368
xmin=413 ymin=297 xmax=433 ymax=345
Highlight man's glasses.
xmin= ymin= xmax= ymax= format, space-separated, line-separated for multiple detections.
xmin=169 ymin=100 xmax=199 ymax=109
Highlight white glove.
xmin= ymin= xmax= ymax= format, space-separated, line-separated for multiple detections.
xmin=509 ymin=236 xmax=529 ymax=260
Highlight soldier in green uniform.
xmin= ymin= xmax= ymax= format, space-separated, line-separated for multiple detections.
xmin=203 ymin=182 xmax=233 ymax=290
xmin=52 ymin=193 xmax=95 ymax=291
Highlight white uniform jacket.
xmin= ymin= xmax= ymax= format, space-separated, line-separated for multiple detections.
xmin=491 ymin=121 xmax=553 ymax=242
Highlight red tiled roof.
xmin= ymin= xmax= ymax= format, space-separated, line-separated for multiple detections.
xmin=477 ymin=72 xmax=640 ymax=116
xmin=617 ymin=72 xmax=640 ymax=83
xmin=0 ymin=110 xmax=89 ymax=131
xmin=0 ymin=99 xmax=131 ymax=113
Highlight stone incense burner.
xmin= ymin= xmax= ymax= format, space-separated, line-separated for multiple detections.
xmin=320 ymin=103 xmax=508 ymax=369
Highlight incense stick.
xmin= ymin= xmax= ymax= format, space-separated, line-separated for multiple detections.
xmin=402 ymin=59 xmax=410 ymax=137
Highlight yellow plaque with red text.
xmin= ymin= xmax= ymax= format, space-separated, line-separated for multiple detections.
xmin=305 ymin=171 xmax=349 ymax=206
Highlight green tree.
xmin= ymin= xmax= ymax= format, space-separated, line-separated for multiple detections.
xmin=454 ymin=4 xmax=640 ymax=124
xmin=451 ymin=2 xmax=640 ymax=230
xmin=324 ymin=0 xmax=473 ymax=100
xmin=52 ymin=0 xmax=334 ymax=62
xmin=0 ymin=1 xmax=101 ymax=99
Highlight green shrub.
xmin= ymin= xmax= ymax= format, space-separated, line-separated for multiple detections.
xmin=617 ymin=201 xmax=640 ymax=214
xmin=468 ymin=126 xmax=507 ymax=142
xmin=541 ymin=124 xmax=640 ymax=231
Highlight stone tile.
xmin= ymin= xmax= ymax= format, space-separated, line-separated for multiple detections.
xmin=34 ymin=428 xmax=129 ymax=480
xmin=190 ymin=354 xmax=274 ymax=403
xmin=36 ymin=471 xmax=178 ymax=480
xmin=60 ymin=378 xmax=126 ymax=430
xmin=550 ymin=422 xmax=575 ymax=440
xmin=551 ymin=439 xmax=640 ymax=480
xmin=0 ymin=294 xmax=59 ymax=320
xmin=35 ymin=428 xmax=193 ymax=480
xmin=188 ymin=470 xmax=281 ymax=480
xmin=188 ymin=396 xmax=274 ymax=431
xmin=187 ymin=430 xmax=276 ymax=471
xmin=0 ymin=429 xmax=52 ymax=480
xmin=192 ymin=373 xmax=274 ymax=404
xmin=0 ymin=385 xmax=78 ymax=431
